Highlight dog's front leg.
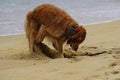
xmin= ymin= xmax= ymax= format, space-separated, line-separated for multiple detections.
xmin=52 ymin=40 xmax=58 ymax=50
xmin=56 ymin=41 xmax=64 ymax=58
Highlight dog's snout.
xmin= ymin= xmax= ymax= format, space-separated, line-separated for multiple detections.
xmin=74 ymin=47 xmax=78 ymax=51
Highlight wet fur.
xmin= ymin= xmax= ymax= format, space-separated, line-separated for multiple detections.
xmin=25 ymin=4 xmax=86 ymax=58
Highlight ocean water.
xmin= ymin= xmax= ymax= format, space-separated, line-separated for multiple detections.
xmin=0 ymin=0 xmax=120 ymax=36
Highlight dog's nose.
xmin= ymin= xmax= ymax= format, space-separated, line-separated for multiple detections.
xmin=74 ymin=47 xmax=78 ymax=51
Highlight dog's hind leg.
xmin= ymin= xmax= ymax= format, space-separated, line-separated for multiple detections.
xmin=29 ymin=21 xmax=38 ymax=54
xmin=25 ymin=11 xmax=40 ymax=54
xmin=29 ymin=32 xmax=36 ymax=54
xmin=35 ymin=25 xmax=47 ymax=44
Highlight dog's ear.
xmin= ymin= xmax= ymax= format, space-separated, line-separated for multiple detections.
xmin=67 ymin=36 xmax=74 ymax=44
xmin=67 ymin=31 xmax=77 ymax=44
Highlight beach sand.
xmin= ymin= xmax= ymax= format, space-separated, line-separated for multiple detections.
xmin=0 ymin=20 xmax=120 ymax=80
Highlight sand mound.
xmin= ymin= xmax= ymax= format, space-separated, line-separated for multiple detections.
xmin=33 ymin=43 xmax=120 ymax=59
xmin=1 ymin=41 xmax=119 ymax=63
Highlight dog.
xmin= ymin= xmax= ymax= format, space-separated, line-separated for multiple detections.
xmin=25 ymin=4 xmax=86 ymax=58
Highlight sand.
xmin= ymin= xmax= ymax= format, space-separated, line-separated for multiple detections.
xmin=0 ymin=20 xmax=120 ymax=80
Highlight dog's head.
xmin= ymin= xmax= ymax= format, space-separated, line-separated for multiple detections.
xmin=67 ymin=26 xmax=86 ymax=51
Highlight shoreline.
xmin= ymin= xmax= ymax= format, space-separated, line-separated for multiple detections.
xmin=0 ymin=19 xmax=120 ymax=37
xmin=84 ymin=18 xmax=120 ymax=25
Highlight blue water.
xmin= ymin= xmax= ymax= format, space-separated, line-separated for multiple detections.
xmin=0 ymin=0 xmax=120 ymax=36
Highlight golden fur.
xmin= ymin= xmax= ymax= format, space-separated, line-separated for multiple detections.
xmin=25 ymin=4 xmax=86 ymax=58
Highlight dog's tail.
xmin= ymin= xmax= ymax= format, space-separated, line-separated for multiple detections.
xmin=24 ymin=11 xmax=33 ymax=39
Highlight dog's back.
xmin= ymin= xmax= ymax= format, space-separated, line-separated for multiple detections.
xmin=31 ymin=4 xmax=77 ymax=28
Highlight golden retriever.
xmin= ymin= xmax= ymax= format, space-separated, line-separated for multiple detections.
xmin=25 ymin=4 xmax=86 ymax=58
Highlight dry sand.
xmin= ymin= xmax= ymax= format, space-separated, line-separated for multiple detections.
xmin=0 ymin=20 xmax=120 ymax=80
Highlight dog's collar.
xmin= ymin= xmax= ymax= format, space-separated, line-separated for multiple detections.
xmin=66 ymin=24 xmax=78 ymax=38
